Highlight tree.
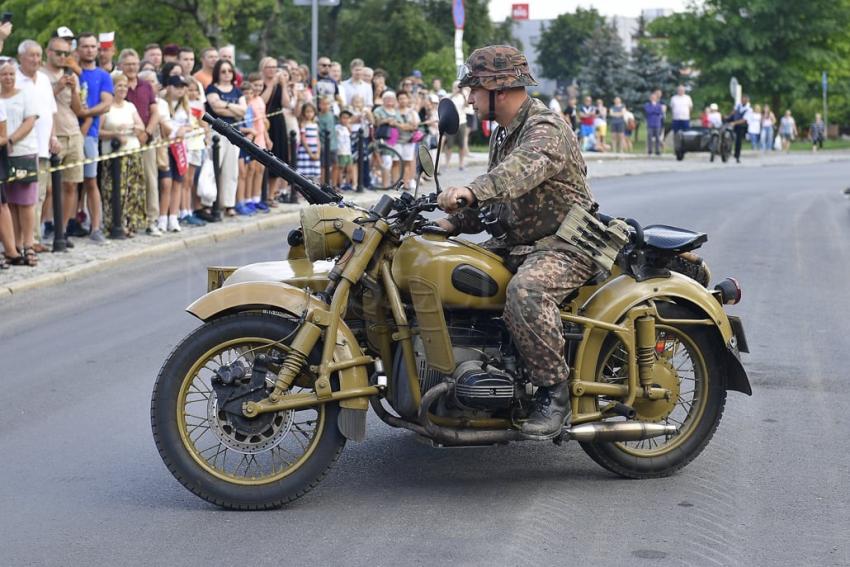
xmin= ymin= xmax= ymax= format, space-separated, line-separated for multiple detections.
xmin=650 ymin=0 xmax=850 ymax=122
xmin=576 ymin=22 xmax=630 ymax=102
xmin=622 ymin=15 xmax=680 ymax=110
xmin=535 ymin=7 xmax=606 ymax=84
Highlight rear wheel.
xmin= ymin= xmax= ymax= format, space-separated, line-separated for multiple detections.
xmin=580 ymin=304 xmax=727 ymax=478
xmin=151 ymin=312 xmax=346 ymax=509
xmin=709 ymin=133 xmax=718 ymax=162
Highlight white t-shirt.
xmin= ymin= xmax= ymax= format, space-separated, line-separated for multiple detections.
xmin=0 ymin=104 xmax=6 ymax=122
xmin=100 ymin=101 xmax=142 ymax=154
xmin=708 ymin=111 xmax=723 ymax=128
xmin=670 ymin=94 xmax=693 ymax=121
xmin=342 ymin=79 xmax=373 ymax=108
xmin=16 ymin=69 xmax=57 ymax=159
xmin=747 ymin=112 xmax=762 ymax=135
xmin=548 ymin=97 xmax=562 ymax=114
xmin=336 ymin=124 xmax=351 ymax=156
xmin=1 ymin=90 xmax=39 ymax=157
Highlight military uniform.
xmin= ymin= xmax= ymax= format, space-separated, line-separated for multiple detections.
xmin=448 ymin=49 xmax=596 ymax=389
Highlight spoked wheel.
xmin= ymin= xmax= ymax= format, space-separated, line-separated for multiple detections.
xmin=720 ymin=132 xmax=732 ymax=163
xmin=580 ymin=304 xmax=726 ymax=478
xmin=151 ymin=312 xmax=345 ymax=509
xmin=709 ymin=134 xmax=718 ymax=162
xmin=355 ymin=142 xmax=404 ymax=190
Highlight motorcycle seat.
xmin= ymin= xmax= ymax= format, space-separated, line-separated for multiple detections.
xmin=643 ymin=224 xmax=707 ymax=252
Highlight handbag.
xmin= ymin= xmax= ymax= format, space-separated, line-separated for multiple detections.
xmin=410 ymin=130 xmax=425 ymax=143
xmin=7 ymin=154 xmax=38 ymax=183
xmin=196 ymin=151 xmax=217 ymax=206
xmin=375 ymin=123 xmax=392 ymax=140
xmin=170 ymin=142 xmax=189 ymax=177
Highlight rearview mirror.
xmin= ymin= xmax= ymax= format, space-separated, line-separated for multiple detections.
xmin=417 ymin=145 xmax=434 ymax=177
xmin=438 ymin=98 xmax=459 ymax=135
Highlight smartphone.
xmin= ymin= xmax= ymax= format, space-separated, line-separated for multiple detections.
xmin=1 ymin=12 xmax=12 ymax=24
xmin=63 ymin=68 xmax=74 ymax=77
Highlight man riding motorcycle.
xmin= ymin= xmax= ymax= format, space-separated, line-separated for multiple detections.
xmin=436 ymin=45 xmax=598 ymax=438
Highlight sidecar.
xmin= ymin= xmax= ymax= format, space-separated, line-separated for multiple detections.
xmin=673 ymin=125 xmax=732 ymax=162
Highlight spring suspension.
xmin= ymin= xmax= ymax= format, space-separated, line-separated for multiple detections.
xmin=635 ymin=316 xmax=657 ymax=387
xmin=270 ymin=349 xmax=308 ymax=400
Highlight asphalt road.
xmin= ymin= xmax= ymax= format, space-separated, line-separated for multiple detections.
xmin=2 ymin=161 xmax=849 ymax=566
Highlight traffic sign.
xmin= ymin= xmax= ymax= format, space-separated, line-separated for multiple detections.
xmin=453 ymin=0 xmax=465 ymax=30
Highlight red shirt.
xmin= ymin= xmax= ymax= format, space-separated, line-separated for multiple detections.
xmin=126 ymin=79 xmax=156 ymax=126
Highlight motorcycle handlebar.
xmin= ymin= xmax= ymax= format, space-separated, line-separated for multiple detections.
xmin=202 ymin=113 xmax=341 ymax=205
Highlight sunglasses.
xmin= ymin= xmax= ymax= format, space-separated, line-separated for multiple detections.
xmin=50 ymin=49 xmax=71 ymax=57
xmin=319 ymin=63 xmax=330 ymax=67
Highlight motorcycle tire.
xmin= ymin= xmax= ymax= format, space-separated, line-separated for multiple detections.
xmin=709 ymin=135 xmax=718 ymax=162
xmin=151 ymin=311 xmax=346 ymax=510
xmin=579 ymin=303 xmax=727 ymax=479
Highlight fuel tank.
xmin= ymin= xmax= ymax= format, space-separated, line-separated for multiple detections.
xmin=391 ymin=233 xmax=512 ymax=310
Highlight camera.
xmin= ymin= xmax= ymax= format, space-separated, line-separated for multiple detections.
xmin=1 ymin=12 xmax=13 ymax=24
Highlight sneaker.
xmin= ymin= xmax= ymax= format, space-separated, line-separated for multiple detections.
xmin=234 ymin=203 xmax=254 ymax=216
xmin=89 ymin=229 xmax=107 ymax=244
xmin=63 ymin=234 xmax=75 ymax=248
xmin=184 ymin=213 xmax=206 ymax=227
xmin=194 ymin=208 xmax=216 ymax=223
xmin=254 ymin=201 xmax=270 ymax=213
xmin=146 ymin=223 xmax=163 ymax=237
xmin=43 ymin=221 xmax=55 ymax=241
xmin=67 ymin=218 xmax=89 ymax=237
xmin=167 ymin=217 xmax=182 ymax=232
xmin=244 ymin=201 xmax=258 ymax=213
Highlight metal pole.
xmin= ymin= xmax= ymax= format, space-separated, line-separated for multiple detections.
xmin=261 ymin=167 xmax=269 ymax=203
xmin=823 ymin=71 xmax=828 ymax=140
xmin=312 ymin=0 xmax=318 ymax=103
xmin=321 ymin=129 xmax=330 ymax=185
xmin=109 ymin=139 xmax=125 ymax=239
xmin=212 ymin=135 xmax=221 ymax=217
xmin=49 ymin=154 xmax=67 ymax=252
xmin=289 ymin=130 xmax=299 ymax=203
xmin=355 ymin=129 xmax=364 ymax=192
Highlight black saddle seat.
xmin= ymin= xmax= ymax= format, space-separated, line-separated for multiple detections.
xmin=643 ymin=224 xmax=707 ymax=252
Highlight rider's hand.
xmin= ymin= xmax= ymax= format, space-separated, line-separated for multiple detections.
xmin=433 ymin=218 xmax=457 ymax=234
xmin=437 ymin=186 xmax=475 ymax=214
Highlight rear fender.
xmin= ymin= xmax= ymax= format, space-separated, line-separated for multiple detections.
xmin=577 ymin=272 xmax=751 ymax=395
xmin=187 ymin=281 xmax=371 ymax=434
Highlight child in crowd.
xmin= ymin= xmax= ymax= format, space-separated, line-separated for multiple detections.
xmin=182 ymin=79 xmax=208 ymax=226
xmin=234 ymin=79 xmax=270 ymax=215
xmin=296 ymin=103 xmax=321 ymax=180
xmin=336 ymin=109 xmax=354 ymax=190
xmin=316 ymin=95 xmax=337 ymax=185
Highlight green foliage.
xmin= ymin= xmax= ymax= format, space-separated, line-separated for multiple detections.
xmin=414 ymin=46 xmax=457 ymax=88
xmin=576 ymin=22 xmax=629 ymax=102
xmin=536 ymin=7 xmax=606 ymax=83
xmin=651 ymin=0 xmax=850 ymax=124
xmin=622 ymin=16 xmax=680 ymax=111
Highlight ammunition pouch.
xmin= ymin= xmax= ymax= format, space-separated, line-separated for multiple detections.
xmin=555 ymin=206 xmax=630 ymax=271
xmin=479 ymin=202 xmax=510 ymax=240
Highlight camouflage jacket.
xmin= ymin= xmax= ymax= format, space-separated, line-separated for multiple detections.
xmin=449 ymin=96 xmax=594 ymax=255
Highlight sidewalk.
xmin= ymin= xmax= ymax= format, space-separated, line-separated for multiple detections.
xmin=3 ymin=149 xmax=849 ymax=297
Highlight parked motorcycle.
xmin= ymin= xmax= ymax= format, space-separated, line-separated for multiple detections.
xmin=673 ymin=124 xmax=734 ymax=162
xmin=151 ymin=100 xmax=750 ymax=510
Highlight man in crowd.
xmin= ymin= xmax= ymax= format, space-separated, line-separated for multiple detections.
xmin=315 ymin=56 xmax=343 ymax=108
xmin=729 ymin=94 xmax=752 ymax=163
xmin=342 ymin=58 xmax=372 ymax=107
xmin=77 ymin=32 xmax=114 ymax=243
xmin=0 ymin=19 xmax=11 ymax=53
xmin=193 ymin=47 xmax=218 ymax=89
xmin=16 ymin=39 xmax=59 ymax=253
xmin=644 ymin=89 xmax=665 ymax=156
xmin=670 ymin=84 xmax=692 ymax=133
xmin=162 ymin=43 xmax=180 ymax=66
xmin=43 ymin=34 xmax=84 ymax=247
xmin=178 ymin=47 xmax=195 ymax=76
xmin=120 ymin=48 xmax=162 ymax=236
xmin=143 ymin=43 xmax=162 ymax=71
xmin=97 ymin=32 xmax=116 ymax=73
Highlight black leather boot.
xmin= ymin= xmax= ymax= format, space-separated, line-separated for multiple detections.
xmin=521 ymin=381 xmax=571 ymax=439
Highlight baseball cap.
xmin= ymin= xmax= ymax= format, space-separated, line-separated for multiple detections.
xmin=412 ymin=69 xmax=422 ymax=78
xmin=55 ymin=26 xmax=75 ymax=39
xmin=709 ymin=103 xmax=718 ymax=111
xmin=166 ymin=75 xmax=188 ymax=87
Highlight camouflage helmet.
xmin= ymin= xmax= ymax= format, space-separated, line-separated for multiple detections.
xmin=457 ymin=45 xmax=538 ymax=90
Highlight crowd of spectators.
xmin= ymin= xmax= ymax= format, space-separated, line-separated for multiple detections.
xmin=0 ymin=22 xmax=474 ymax=270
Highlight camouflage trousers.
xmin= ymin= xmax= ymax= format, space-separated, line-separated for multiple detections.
xmin=503 ymin=249 xmax=595 ymax=387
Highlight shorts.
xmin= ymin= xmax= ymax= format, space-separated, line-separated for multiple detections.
xmin=337 ymin=154 xmax=352 ymax=167
xmin=580 ymin=124 xmax=595 ymax=138
xmin=57 ymin=134 xmax=85 ymax=184
xmin=444 ymin=123 xmax=468 ymax=149
xmin=188 ymin=148 xmax=204 ymax=168
xmin=157 ymin=153 xmax=185 ymax=182
xmin=83 ymin=136 xmax=99 ymax=179
xmin=398 ymin=142 xmax=415 ymax=161
xmin=380 ymin=154 xmax=397 ymax=169
xmin=610 ymin=121 xmax=625 ymax=134
xmin=6 ymin=180 xmax=38 ymax=206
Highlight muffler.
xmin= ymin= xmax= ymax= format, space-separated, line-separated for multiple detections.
xmin=565 ymin=422 xmax=678 ymax=442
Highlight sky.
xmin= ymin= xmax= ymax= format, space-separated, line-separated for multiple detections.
xmin=488 ymin=0 xmax=693 ymax=20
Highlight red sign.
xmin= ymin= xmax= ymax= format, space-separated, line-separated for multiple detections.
xmin=511 ymin=3 xmax=529 ymax=20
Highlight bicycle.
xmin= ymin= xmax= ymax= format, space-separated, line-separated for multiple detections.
xmin=350 ymin=136 xmax=405 ymax=191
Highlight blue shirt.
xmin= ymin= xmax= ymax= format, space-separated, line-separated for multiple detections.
xmin=205 ymin=84 xmax=243 ymax=124
xmin=80 ymin=67 xmax=114 ymax=138
xmin=644 ymin=101 xmax=664 ymax=129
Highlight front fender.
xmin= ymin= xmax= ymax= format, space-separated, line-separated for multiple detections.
xmin=577 ymin=272 xmax=751 ymax=395
xmin=187 ymin=281 xmax=371 ymax=411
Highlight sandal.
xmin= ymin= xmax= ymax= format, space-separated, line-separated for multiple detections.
xmin=4 ymin=253 xmax=26 ymax=266
xmin=225 ymin=208 xmax=236 ymax=217
xmin=32 ymin=242 xmax=50 ymax=254
xmin=22 ymin=247 xmax=38 ymax=267
xmin=0 ymin=255 xmax=7 ymax=270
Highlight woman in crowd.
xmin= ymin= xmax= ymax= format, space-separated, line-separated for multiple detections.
xmin=608 ymin=96 xmax=626 ymax=154
xmin=779 ymin=110 xmax=797 ymax=152
xmin=372 ymin=69 xmax=388 ymax=109
xmin=296 ymin=102 xmax=321 ymax=180
xmin=0 ymin=60 xmax=38 ymax=266
xmin=183 ymin=79 xmax=208 ymax=225
xmin=99 ymin=72 xmax=147 ymax=236
xmin=811 ymin=113 xmax=825 ymax=152
xmin=747 ymin=104 xmax=762 ymax=150
xmin=260 ymin=56 xmax=291 ymax=203
xmin=395 ymin=91 xmax=420 ymax=190
xmin=0 ymin=100 xmax=26 ymax=268
xmin=159 ymin=75 xmax=193 ymax=231
xmin=761 ymin=104 xmax=776 ymax=152
xmin=205 ymin=59 xmax=246 ymax=216
xmin=372 ymin=90 xmax=402 ymax=188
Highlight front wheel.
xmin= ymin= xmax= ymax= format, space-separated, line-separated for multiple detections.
xmin=580 ymin=303 xmax=727 ymax=478
xmin=151 ymin=312 xmax=346 ymax=509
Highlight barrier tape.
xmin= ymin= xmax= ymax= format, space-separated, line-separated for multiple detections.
xmin=33 ymin=107 xmax=291 ymax=176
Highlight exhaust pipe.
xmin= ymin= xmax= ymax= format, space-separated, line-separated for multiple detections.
xmin=565 ymin=422 xmax=678 ymax=442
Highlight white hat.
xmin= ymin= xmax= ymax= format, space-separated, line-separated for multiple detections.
xmin=709 ymin=103 xmax=718 ymax=111
xmin=56 ymin=26 xmax=75 ymax=39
